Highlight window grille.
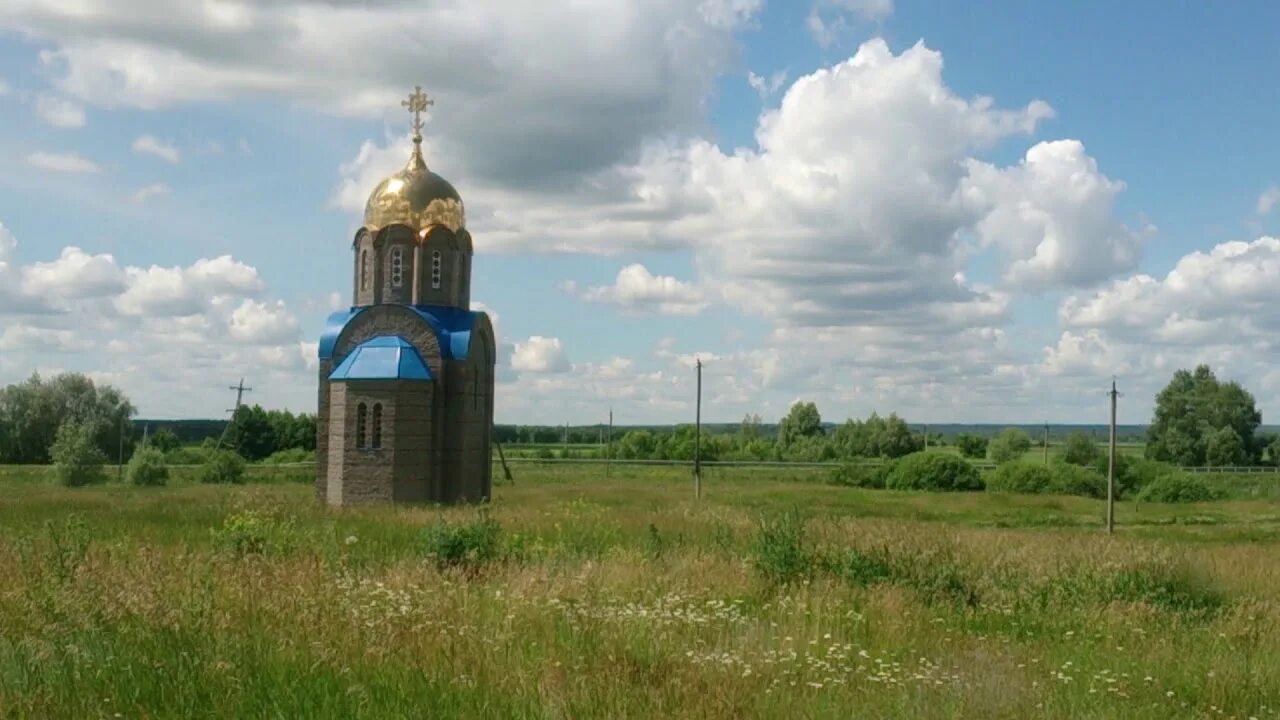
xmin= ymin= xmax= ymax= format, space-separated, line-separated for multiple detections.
xmin=356 ymin=403 xmax=368 ymax=449
xmin=431 ymin=251 xmax=442 ymax=289
xmin=360 ymin=250 xmax=369 ymax=291
xmin=391 ymin=247 xmax=404 ymax=288
xmin=372 ymin=404 xmax=384 ymax=449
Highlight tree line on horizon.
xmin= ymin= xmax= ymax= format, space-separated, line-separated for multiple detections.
xmin=1 ymin=364 xmax=1277 ymax=468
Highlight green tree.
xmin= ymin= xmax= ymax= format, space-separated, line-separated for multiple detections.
xmin=778 ymin=402 xmax=823 ymax=446
xmin=989 ymin=427 xmax=1032 ymax=464
xmin=0 ymin=372 xmax=135 ymax=464
xmin=1269 ymin=436 xmax=1280 ymax=467
xmin=739 ymin=413 xmax=762 ymax=441
xmin=149 ymin=428 xmax=181 ymax=453
xmin=50 ymin=421 xmax=108 ymax=487
xmin=1204 ymin=426 xmax=1246 ymax=467
xmin=1147 ymin=365 xmax=1262 ymax=466
xmin=1061 ymin=431 xmax=1102 ymax=467
xmin=875 ymin=414 xmax=923 ymax=458
xmin=229 ymin=405 xmax=276 ymax=461
xmin=126 ymin=445 xmax=169 ymax=487
xmin=955 ymin=433 xmax=988 ymax=459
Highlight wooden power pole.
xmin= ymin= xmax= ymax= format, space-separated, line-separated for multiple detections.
xmin=1043 ymin=422 xmax=1050 ymax=465
xmin=215 ymin=378 xmax=253 ymax=451
xmin=694 ymin=358 xmax=702 ymax=500
xmin=606 ymin=408 xmax=613 ymax=479
xmin=1107 ymin=379 xmax=1119 ymax=535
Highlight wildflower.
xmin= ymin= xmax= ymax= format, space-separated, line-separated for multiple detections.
xmin=344 ymin=535 xmax=358 ymax=545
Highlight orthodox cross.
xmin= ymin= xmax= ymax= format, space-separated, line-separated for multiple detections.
xmin=401 ymin=86 xmax=433 ymax=137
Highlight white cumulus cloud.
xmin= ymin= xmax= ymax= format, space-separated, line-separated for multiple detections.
xmin=131 ymin=135 xmax=181 ymax=163
xmin=25 ymin=151 xmax=99 ymax=173
xmin=581 ymin=264 xmax=708 ymax=316
xmin=34 ymin=94 xmax=86 ymax=128
xmin=511 ymin=336 xmax=570 ymax=373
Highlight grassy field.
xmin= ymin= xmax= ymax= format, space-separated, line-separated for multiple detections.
xmin=2 ymin=464 xmax=1278 ymax=719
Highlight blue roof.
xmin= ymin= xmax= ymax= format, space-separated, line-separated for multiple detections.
xmin=328 ymin=336 xmax=433 ymax=382
xmin=318 ymin=304 xmax=483 ymax=362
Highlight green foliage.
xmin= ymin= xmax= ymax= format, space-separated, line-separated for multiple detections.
xmin=986 ymin=462 xmax=1054 ymax=494
xmin=1061 ymin=431 xmax=1102 ymax=466
xmin=1138 ymin=474 xmax=1224 ymax=504
xmin=955 ymin=433 xmax=988 ymax=459
xmin=885 ymin=452 xmax=983 ymax=492
xmin=780 ymin=434 xmax=836 ymax=462
xmin=126 ymin=445 xmax=169 ymax=487
xmin=1270 ymin=436 xmax=1280 ymax=467
xmin=1205 ymin=426 xmax=1246 ymax=467
xmin=778 ymin=401 xmax=823 ymax=446
xmin=1046 ymin=462 xmax=1107 ymax=499
xmin=0 ymin=372 xmax=135 ymax=464
xmin=989 ymin=427 xmax=1033 ymax=464
xmin=227 ymin=404 xmax=318 ymax=461
xmin=213 ymin=510 xmax=295 ymax=557
xmin=749 ymin=510 xmax=814 ymax=584
xmin=164 ymin=446 xmax=212 ymax=465
xmin=421 ymin=513 xmax=502 ymax=570
xmin=50 ymin=421 xmax=108 ymax=487
xmin=828 ymin=463 xmax=888 ymax=489
xmin=831 ymin=412 xmax=922 ymax=459
xmin=149 ymin=428 xmax=181 ymax=453
xmin=199 ymin=449 xmax=247 ymax=485
xmin=1147 ymin=365 xmax=1262 ymax=466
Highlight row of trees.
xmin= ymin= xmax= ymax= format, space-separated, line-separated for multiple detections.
xmin=0 ymin=373 xmax=135 ymax=464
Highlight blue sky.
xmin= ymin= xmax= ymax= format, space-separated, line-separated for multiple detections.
xmin=1 ymin=0 xmax=1278 ymax=426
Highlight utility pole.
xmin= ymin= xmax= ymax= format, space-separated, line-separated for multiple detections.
xmin=1107 ymin=379 xmax=1120 ymax=535
xmin=117 ymin=413 xmax=126 ymax=482
xmin=923 ymin=424 xmax=929 ymax=451
xmin=215 ymin=378 xmax=253 ymax=450
xmin=1043 ymin=422 xmax=1050 ymax=465
xmin=606 ymin=408 xmax=613 ymax=479
xmin=694 ymin=358 xmax=702 ymax=500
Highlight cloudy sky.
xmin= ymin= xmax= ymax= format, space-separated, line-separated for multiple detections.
xmin=1 ymin=1 xmax=1278 ymax=426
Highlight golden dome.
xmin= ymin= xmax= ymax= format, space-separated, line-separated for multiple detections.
xmin=363 ymin=144 xmax=466 ymax=234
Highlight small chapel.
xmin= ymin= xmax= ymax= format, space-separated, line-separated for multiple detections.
xmin=315 ymin=87 xmax=496 ymax=506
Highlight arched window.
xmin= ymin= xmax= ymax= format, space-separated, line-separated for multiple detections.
xmin=431 ymin=250 xmax=442 ymax=289
xmin=360 ymin=250 xmax=369 ymax=291
xmin=356 ymin=403 xmax=368 ymax=449
xmin=390 ymin=247 xmax=404 ymax=288
xmin=372 ymin=403 xmax=384 ymax=449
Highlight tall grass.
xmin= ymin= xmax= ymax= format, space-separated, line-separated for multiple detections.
xmin=0 ymin=465 xmax=1277 ymax=718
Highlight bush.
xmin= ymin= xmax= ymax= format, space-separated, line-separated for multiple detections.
xmin=955 ymin=433 xmax=989 ymax=459
xmin=199 ymin=449 xmax=246 ymax=484
xmin=165 ymin=446 xmax=212 ymax=465
xmin=1061 ymin=432 xmax=1102 ymax=466
xmin=986 ymin=462 xmax=1054 ymax=494
xmin=828 ymin=463 xmax=889 ymax=489
xmin=1138 ymin=474 xmax=1223 ymax=504
xmin=213 ymin=510 xmax=294 ymax=557
xmin=50 ymin=421 xmax=108 ymax=487
xmin=126 ymin=445 xmax=169 ymax=487
xmin=989 ymin=428 xmax=1033 ymax=464
xmin=1046 ymin=462 xmax=1107 ymax=498
xmin=422 ymin=513 xmax=502 ymax=570
xmin=885 ymin=452 xmax=983 ymax=492
xmin=750 ymin=510 xmax=815 ymax=584
xmin=1101 ymin=456 xmax=1182 ymax=498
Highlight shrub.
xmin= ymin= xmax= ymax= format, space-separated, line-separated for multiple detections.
xmin=1046 ymin=462 xmax=1107 ymax=498
xmin=1101 ymin=456 xmax=1182 ymax=498
xmin=165 ymin=446 xmax=212 ymax=465
xmin=986 ymin=462 xmax=1054 ymax=494
xmin=1105 ymin=560 xmax=1222 ymax=613
xmin=126 ymin=445 xmax=169 ymax=487
xmin=1061 ymin=431 xmax=1102 ymax=466
xmin=422 ymin=513 xmax=502 ymax=570
xmin=989 ymin=428 xmax=1033 ymax=464
xmin=885 ymin=452 xmax=983 ymax=492
xmin=1138 ymin=474 xmax=1223 ymax=504
xmin=199 ymin=449 xmax=246 ymax=485
xmin=50 ymin=421 xmax=108 ymax=487
xmin=828 ymin=463 xmax=888 ymax=489
xmin=955 ymin=433 xmax=988 ymax=459
xmin=213 ymin=511 xmax=294 ymax=557
xmin=750 ymin=510 xmax=814 ymax=584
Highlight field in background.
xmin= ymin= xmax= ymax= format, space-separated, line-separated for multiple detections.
xmin=2 ymin=464 xmax=1278 ymax=718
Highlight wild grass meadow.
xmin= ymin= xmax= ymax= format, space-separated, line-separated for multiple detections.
xmin=1 ymin=463 xmax=1278 ymax=719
